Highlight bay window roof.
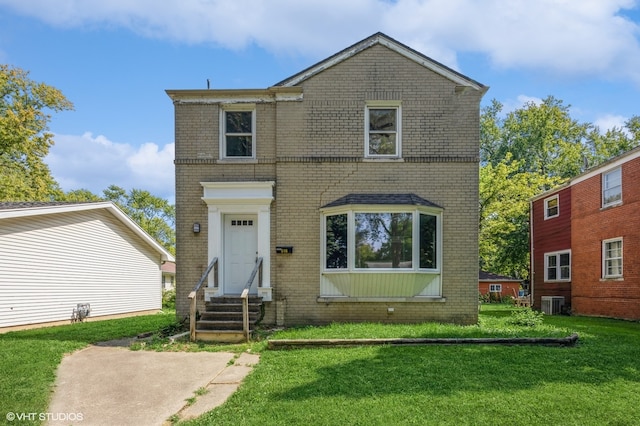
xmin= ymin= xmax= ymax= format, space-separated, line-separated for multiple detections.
xmin=321 ymin=193 xmax=442 ymax=209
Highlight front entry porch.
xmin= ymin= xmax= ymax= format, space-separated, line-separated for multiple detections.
xmin=188 ymin=181 xmax=274 ymax=342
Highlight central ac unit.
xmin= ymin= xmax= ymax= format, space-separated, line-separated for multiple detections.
xmin=541 ymin=296 xmax=565 ymax=315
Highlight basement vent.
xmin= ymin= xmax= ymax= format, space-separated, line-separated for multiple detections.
xmin=541 ymin=296 xmax=565 ymax=315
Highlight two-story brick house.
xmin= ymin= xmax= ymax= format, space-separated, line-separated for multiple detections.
xmin=531 ymin=146 xmax=640 ymax=319
xmin=167 ymin=33 xmax=488 ymax=335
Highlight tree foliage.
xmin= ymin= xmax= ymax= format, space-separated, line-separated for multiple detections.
xmin=479 ymin=96 xmax=640 ymax=279
xmin=479 ymin=155 xmax=561 ymax=278
xmin=0 ymin=64 xmax=73 ymax=200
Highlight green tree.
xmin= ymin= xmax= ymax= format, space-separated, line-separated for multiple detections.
xmin=586 ymin=116 xmax=640 ymax=167
xmin=479 ymin=97 xmax=639 ymax=279
xmin=0 ymin=64 xmax=73 ymax=200
xmin=482 ymin=96 xmax=590 ymax=178
xmin=479 ymin=155 xmax=561 ymax=279
xmin=102 ymin=185 xmax=175 ymax=255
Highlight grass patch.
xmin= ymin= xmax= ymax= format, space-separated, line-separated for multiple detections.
xmin=3 ymin=305 xmax=640 ymax=426
xmin=0 ymin=311 xmax=178 ymax=424
xmin=182 ymin=306 xmax=640 ymax=426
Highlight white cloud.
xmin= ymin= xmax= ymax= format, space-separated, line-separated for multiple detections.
xmin=594 ymin=114 xmax=629 ymax=132
xmin=46 ymin=132 xmax=174 ymax=201
xmin=1 ymin=0 xmax=639 ymax=83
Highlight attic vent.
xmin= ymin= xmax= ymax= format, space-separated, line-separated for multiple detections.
xmin=541 ymin=296 xmax=565 ymax=315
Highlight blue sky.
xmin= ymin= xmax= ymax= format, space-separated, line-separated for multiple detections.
xmin=1 ymin=0 xmax=640 ymax=203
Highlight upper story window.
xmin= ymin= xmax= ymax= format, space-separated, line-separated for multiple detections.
xmin=545 ymin=250 xmax=571 ymax=281
xmin=544 ymin=195 xmax=559 ymax=219
xmin=365 ymin=102 xmax=401 ymax=158
xmin=603 ymin=238 xmax=623 ymax=278
xmin=220 ymin=105 xmax=255 ymax=159
xmin=602 ymin=167 xmax=622 ymax=207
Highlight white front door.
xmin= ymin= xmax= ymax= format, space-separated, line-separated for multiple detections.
xmin=224 ymin=215 xmax=258 ymax=294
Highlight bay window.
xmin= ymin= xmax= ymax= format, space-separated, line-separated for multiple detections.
xmin=323 ymin=208 xmax=440 ymax=272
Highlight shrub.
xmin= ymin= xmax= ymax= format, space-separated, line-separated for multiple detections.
xmin=162 ymin=289 xmax=176 ymax=310
xmin=507 ymin=308 xmax=544 ymax=327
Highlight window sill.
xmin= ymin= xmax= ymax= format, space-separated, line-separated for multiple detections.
xmin=601 ymin=202 xmax=623 ymax=211
xmin=363 ymin=157 xmax=404 ymax=162
xmin=543 ymin=279 xmax=571 ymax=283
xmin=317 ymin=296 xmax=446 ymax=303
xmin=600 ymin=277 xmax=624 ymax=282
xmin=217 ymin=158 xmax=258 ymax=164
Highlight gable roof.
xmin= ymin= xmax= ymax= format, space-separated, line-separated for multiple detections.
xmin=0 ymin=202 xmax=175 ymax=262
xmin=530 ymin=145 xmax=640 ymax=202
xmin=321 ymin=193 xmax=442 ymax=209
xmin=274 ymin=32 xmax=487 ymax=91
xmin=479 ymin=271 xmax=522 ymax=282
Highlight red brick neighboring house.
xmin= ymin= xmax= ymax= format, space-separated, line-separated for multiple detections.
xmin=479 ymin=271 xmax=523 ymax=301
xmin=530 ymin=146 xmax=640 ymax=320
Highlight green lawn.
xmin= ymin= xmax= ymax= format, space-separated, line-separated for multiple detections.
xmin=0 ymin=311 xmax=178 ymax=425
xmin=2 ymin=306 xmax=640 ymax=426
xmin=185 ymin=306 xmax=640 ymax=426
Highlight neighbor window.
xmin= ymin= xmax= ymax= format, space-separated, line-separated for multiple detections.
xmin=221 ymin=106 xmax=255 ymax=158
xmin=603 ymin=238 xmax=623 ymax=278
xmin=365 ymin=102 xmax=401 ymax=157
xmin=602 ymin=168 xmax=622 ymax=207
xmin=324 ymin=209 xmax=439 ymax=271
xmin=545 ymin=250 xmax=571 ymax=281
xmin=489 ymin=284 xmax=502 ymax=292
xmin=544 ymin=195 xmax=559 ymax=219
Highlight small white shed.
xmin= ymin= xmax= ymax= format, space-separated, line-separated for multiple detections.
xmin=0 ymin=202 xmax=175 ymax=330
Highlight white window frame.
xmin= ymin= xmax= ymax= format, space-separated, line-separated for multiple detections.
xmin=489 ymin=283 xmax=502 ymax=292
xmin=602 ymin=167 xmax=622 ymax=208
xmin=220 ymin=104 xmax=256 ymax=159
xmin=321 ymin=205 xmax=441 ymax=273
xmin=544 ymin=250 xmax=571 ymax=282
xmin=364 ymin=101 xmax=402 ymax=158
xmin=544 ymin=195 xmax=559 ymax=219
xmin=602 ymin=238 xmax=623 ymax=279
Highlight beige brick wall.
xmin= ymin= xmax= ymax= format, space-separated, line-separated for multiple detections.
xmin=173 ymin=42 xmax=483 ymax=325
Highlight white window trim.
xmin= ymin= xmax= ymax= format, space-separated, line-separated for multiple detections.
xmin=364 ymin=101 xmax=402 ymax=158
xmin=602 ymin=167 xmax=622 ymax=208
xmin=321 ymin=205 xmax=442 ymax=273
xmin=544 ymin=250 xmax=571 ymax=282
xmin=602 ymin=237 xmax=623 ymax=279
xmin=489 ymin=283 xmax=502 ymax=292
xmin=219 ymin=104 xmax=256 ymax=159
xmin=544 ymin=195 xmax=559 ymax=219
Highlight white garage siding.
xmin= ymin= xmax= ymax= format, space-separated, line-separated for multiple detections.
xmin=0 ymin=205 xmax=170 ymax=328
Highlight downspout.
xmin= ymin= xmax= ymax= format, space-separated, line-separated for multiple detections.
xmin=529 ymin=199 xmax=535 ymax=308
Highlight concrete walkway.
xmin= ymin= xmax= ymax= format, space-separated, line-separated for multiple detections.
xmin=46 ymin=340 xmax=259 ymax=425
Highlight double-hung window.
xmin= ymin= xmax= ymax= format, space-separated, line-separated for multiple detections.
xmin=365 ymin=102 xmax=401 ymax=158
xmin=545 ymin=250 xmax=571 ymax=281
xmin=544 ymin=195 xmax=559 ymax=219
xmin=603 ymin=238 xmax=623 ymax=278
xmin=602 ymin=168 xmax=622 ymax=207
xmin=221 ymin=105 xmax=255 ymax=159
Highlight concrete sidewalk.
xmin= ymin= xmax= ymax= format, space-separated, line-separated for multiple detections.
xmin=46 ymin=341 xmax=259 ymax=425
